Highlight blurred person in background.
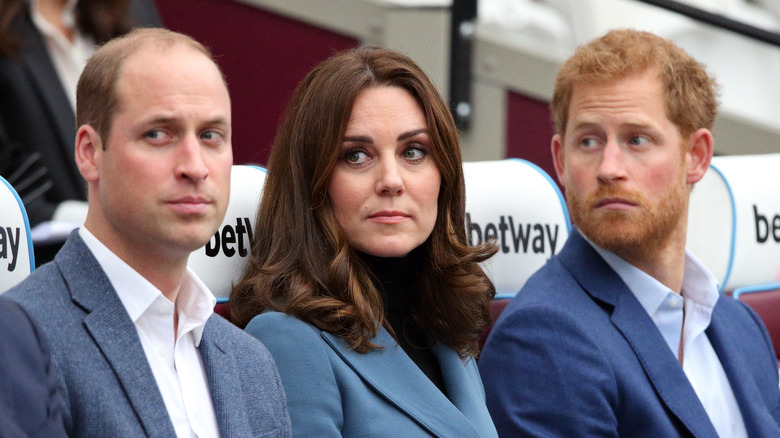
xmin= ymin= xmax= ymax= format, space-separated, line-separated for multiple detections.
xmin=0 ymin=0 xmax=160 ymax=229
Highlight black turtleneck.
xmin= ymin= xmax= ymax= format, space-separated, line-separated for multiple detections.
xmin=358 ymin=249 xmax=447 ymax=396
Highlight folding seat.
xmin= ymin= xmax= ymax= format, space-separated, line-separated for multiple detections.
xmin=187 ymin=164 xmax=267 ymax=322
xmin=462 ymin=160 xmax=571 ymax=349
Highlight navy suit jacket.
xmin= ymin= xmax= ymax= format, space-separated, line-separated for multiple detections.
xmin=6 ymin=233 xmax=292 ymax=437
xmin=0 ymin=1 xmax=160 ymax=225
xmin=479 ymin=229 xmax=780 ymax=437
xmin=246 ymin=311 xmax=498 ymax=437
xmin=0 ymin=296 xmax=66 ymax=437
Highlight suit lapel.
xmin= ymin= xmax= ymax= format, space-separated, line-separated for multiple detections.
xmin=199 ymin=319 xmax=249 ymax=436
xmin=18 ymin=14 xmax=77 ymax=155
xmin=707 ymin=303 xmax=780 ymax=436
xmin=57 ymin=234 xmax=176 ymax=437
xmin=560 ymin=229 xmax=718 ymax=438
xmin=322 ymin=328 xmax=480 ymax=437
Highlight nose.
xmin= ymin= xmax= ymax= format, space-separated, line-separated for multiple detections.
xmin=596 ymin=141 xmax=626 ymax=184
xmin=176 ymin=135 xmax=209 ymax=182
xmin=376 ymin=159 xmax=404 ymax=196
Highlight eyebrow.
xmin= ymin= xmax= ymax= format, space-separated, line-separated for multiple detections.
xmin=571 ymin=120 xmax=655 ymax=132
xmin=343 ymin=128 xmax=428 ymax=144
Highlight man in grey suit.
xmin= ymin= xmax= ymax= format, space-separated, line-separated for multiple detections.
xmin=6 ymin=28 xmax=291 ymax=437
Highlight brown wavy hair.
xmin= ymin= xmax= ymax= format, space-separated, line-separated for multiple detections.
xmin=551 ymin=29 xmax=719 ymax=140
xmin=231 ymin=46 xmax=497 ymax=357
xmin=0 ymin=0 xmax=137 ymax=57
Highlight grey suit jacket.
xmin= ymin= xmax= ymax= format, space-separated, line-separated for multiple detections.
xmin=6 ymin=232 xmax=292 ymax=437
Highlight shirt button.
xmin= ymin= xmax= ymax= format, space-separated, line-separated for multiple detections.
xmin=158 ymin=347 xmax=166 ymax=358
xmin=669 ymin=298 xmax=679 ymax=308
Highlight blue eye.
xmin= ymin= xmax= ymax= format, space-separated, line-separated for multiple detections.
xmin=143 ymin=129 xmax=171 ymax=144
xmin=145 ymin=130 xmax=164 ymax=140
xmin=402 ymin=145 xmax=426 ymax=162
xmin=344 ymin=149 xmax=369 ymax=165
xmin=628 ymin=135 xmax=649 ymax=146
xmin=581 ymin=138 xmax=598 ymax=148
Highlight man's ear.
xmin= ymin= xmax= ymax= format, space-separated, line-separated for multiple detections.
xmin=75 ymin=125 xmax=103 ymax=183
xmin=685 ymin=128 xmax=714 ymax=185
xmin=551 ymin=134 xmax=567 ymax=189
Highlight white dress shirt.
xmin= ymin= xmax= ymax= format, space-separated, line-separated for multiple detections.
xmin=79 ymin=227 xmax=220 ymax=438
xmin=589 ymin=240 xmax=748 ymax=438
xmin=30 ymin=0 xmax=95 ymax=111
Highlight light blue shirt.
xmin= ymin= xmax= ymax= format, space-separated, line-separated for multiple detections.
xmin=587 ymin=238 xmax=748 ymax=438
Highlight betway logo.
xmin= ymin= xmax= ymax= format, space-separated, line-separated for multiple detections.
xmin=205 ymin=217 xmax=253 ymax=258
xmin=466 ymin=213 xmax=560 ymax=255
xmin=0 ymin=226 xmax=21 ymax=271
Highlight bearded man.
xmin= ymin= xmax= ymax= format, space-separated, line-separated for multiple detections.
xmin=479 ymin=29 xmax=780 ymax=438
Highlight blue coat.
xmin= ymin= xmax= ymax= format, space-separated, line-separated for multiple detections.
xmin=0 ymin=296 xmax=66 ymax=437
xmin=5 ymin=232 xmax=292 ymax=437
xmin=479 ymin=228 xmax=780 ymax=437
xmin=246 ymin=311 xmax=498 ymax=437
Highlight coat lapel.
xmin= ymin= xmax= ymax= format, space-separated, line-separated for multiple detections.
xmin=707 ymin=304 xmax=780 ymax=437
xmin=57 ymin=233 xmax=176 ymax=437
xmin=199 ymin=320 xmax=249 ymax=436
xmin=560 ymin=229 xmax=718 ymax=438
xmin=322 ymin=328 xmax=480 ymax=437
xmin=433 ymin=344 xmax=495 ymax=435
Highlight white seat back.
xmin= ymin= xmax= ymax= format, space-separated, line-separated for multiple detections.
xmin=464 ymin=159 xmax=571 ymax=297
xmin=188 ymin=165 xmax=266 ymax=302
xmin=0 ymin=176 xmax=35 ymax=293
xmin=687 ymin=153 xmax=780 ymax=291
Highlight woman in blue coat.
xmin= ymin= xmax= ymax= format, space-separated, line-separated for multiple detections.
xmin=231 ymin=47 xmax=498 ymax=437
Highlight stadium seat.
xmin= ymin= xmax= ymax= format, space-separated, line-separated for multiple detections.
xmin=0 ymin=176 xmax=35 ymax=293
xmin=733 ymin=283 xmax=780 ymax=361
xmin=464 ymin=159 xmax=571 ymax=298
xmin=687 ymin=153 xmax=780 ymax=292
xmin=187 ymin=165 xmax=266 ymax=321
xmin=463 ymin=159 xmax=571 ymax=350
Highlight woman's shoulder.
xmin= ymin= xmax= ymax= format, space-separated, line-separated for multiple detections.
xmin=245 ymin=310 xmax=324 ymax=347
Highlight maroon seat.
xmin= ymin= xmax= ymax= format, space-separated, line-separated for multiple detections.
xmin=734 ymin=284 xmax=780 ymax=361
xmin=214 ymin=302 xmax=232 ymax=323
xmin=479 ymin=299 xmax=511 ymax=352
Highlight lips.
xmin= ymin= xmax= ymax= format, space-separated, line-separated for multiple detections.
xmin=167 ymin=195 xmax=213 ymax=215
xmin=593 ymin=197 xmax=638 ymax=210
xmin=368 ymin=210 xmax=411 ymax=224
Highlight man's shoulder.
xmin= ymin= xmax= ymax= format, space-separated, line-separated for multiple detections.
xmin=5 ymin=262 xmax=69 ymax=309
xmin=203 ymin=315 xmax=274 ymax=359
xmin=510 ymin=254 xmax=583 ymax=305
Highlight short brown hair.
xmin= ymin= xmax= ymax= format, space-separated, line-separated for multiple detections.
xmin=76 ymin=28 xmax=218 ymax=144
xmin=230 ymin=46 xmax=496 ymax=357
xmin=551 ymin=29 xmax=719 ymax=139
